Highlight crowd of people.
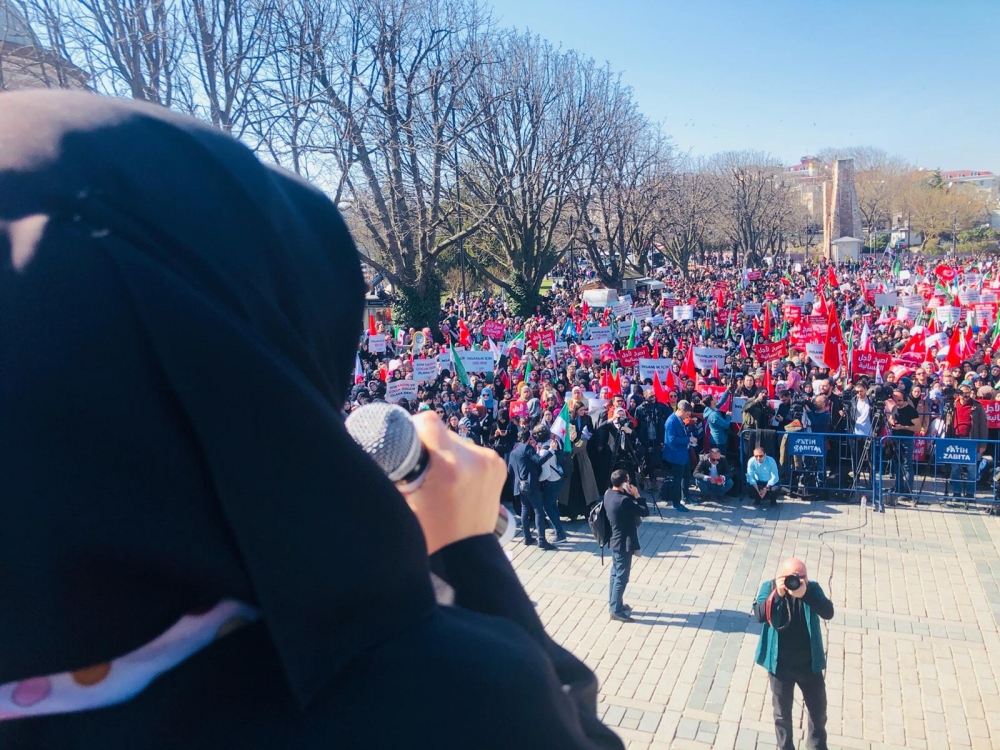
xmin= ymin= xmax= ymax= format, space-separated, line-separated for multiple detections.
xmin=349 ymin=252 xmax=1000 ymax=527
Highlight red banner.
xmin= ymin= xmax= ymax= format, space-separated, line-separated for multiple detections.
xmin=754 ymin=340 xmax=788 ymax=362
xmin=661 ymin=297 xmax=679 ymax=309
xmin=598 ymin=342 xmax=617 ymax=362
xmin=509 ymin=401 xmax=529 ymax=419
xmin=527 ymin=330 xmax=556 ymax=350
xmin=985 ymin=401 xmax=1000 ymax=429
xmin=574 ymin=344 xmax=594 ymax=362
xmin=808 ymin=314 xmax=827 ymax=325
xmin=617 ymin=346 xmax=650 ymax=368
xmin=850 ymin=350 xmax=892 ymax=377
xmin=782 ymin=304 xmax=802 ymax=323
xmin=482 ymin=320 xmax=506 ymax=340
xmin=748 ymin=271 xmax=762 ymax=281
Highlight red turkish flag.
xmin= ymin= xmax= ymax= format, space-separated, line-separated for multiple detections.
xmin=823 ymin=304 xmax=844 ymax=372
xmin=681 ymin=341 xmax=698 ymax=381
xmin=652 ymin=372 xmax=670 ymax=405
xmin=763 ymin=365 xmax=775 ymax=399
xmin=827 ymin=266 xmax=839 ymax=289
xmin=762 ymin=305 xmax=772 ymax=339
xmin=935 ymin=264 xmax=957 ymax=283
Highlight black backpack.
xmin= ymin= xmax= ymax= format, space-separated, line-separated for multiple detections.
xmin=587 ymin=501 xmax=612 ymax=563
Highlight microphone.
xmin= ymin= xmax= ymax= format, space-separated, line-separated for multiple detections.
xmin=345 ymin=402 xmax=515 ymax=544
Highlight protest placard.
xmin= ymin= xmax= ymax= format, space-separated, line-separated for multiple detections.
xmin=661 ymin=297 xmax=679 ymax=309
xmin=631 ymin=305 xmax=653 ymax=322
xmin=457 ymin=350 xmax=495 ymax=373
xmin=692 ymin=347 xmax=726 ymax=370
xmin=851 ymin=350 xmax=892 ymax=377
xmin=960 ymin=290 xmax=981 ymax=306
xmin=874 ymin=293 xmax=898 ymax=307
xmin=611 ymin=300 xmax=632 ymax=318
xmin=805 ymin=342 xmax=826 ymax=368
xmin=637 ymin=358 xmax=671 ymax=382
xmin=672 ymin=305 xmax=694 ymax=321
xmin=586 ymin=397 xmax=607 ymax=419
xmin=617 ymin=346 xmax=650 ymax=368
xmin=782 ymin=304 xmax=802 ymax=323
xmin=527 ymin=330 xmax=556 ymax=350
xmin=386 ymin=380 xmax=418 ymax=403
xmin=731 ymin=397 xmax=747 ymax=424
xmin=743 ymin=302 xmax=762 ymax=316
xmin=935 ymin=305 xmax=962 ymax=325
xmin=618 ymin=294 xmax=633 ymax=307
xmin=509 ymin=401 xmax=529 ymax=418
xmin=412 ymin=359 xmax=439 ymax=384
xmin=982 ymin=292 xmax=998 ymax=304
xmin=368 ymin=334 xmax=386 ymax=353
xmin=985 ymin=401 xmax=1000 ymax=429
xmin=754 ymin=340 xmax=788 ymax=362
xmin=584 ymin=325 xmax=613 ymax=345
xmin=482 ymin=320 xmax=506 ymax=340
xmin=973 ymin=303 xmax=995 ymax=326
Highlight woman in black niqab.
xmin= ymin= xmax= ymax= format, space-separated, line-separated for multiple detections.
xmin=0 ymin=92 xmax=622 ymax=749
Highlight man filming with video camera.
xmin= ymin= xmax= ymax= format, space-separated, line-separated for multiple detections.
xmin=753 ymin=558 xmax=835 ymax=750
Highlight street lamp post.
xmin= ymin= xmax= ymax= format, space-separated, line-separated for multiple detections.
xmin=451 ymin=106 xmax=466 ymax=311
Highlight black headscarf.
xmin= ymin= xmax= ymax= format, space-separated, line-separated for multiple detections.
xmin=0 ymin=91 xmax=434 ymax=708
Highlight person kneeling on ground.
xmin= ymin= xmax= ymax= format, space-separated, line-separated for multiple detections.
xmin=746 ymin=447 xmax=781 ymax=508
xmin=693 ymin=448 xmax=733 ymax=502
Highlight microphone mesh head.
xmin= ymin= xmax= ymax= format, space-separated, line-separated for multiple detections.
xmin=344 ymin=402 xmax=421 ymax=482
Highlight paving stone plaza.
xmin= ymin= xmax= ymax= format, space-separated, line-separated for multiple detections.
xmin=506 ymin=498 xmax=1000 ymax=749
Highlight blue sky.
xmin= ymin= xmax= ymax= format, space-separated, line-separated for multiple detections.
xmin=488 ymin=0 xmax=999 ymax=171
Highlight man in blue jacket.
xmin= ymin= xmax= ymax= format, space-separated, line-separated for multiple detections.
xmin=753 ymin=558 xmax=835 ymax=750
xmin=661 ymin=399 xmax=695 ymax=512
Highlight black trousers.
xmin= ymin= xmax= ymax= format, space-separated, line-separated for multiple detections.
xmin=769 ymin=668 xmax=828 ymax=750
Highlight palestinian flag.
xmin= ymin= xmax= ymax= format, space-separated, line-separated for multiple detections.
xmin=507 ymin=331 xmax=525 ymax=353
xmin=626 ymin=317 xmax=638 ymax=349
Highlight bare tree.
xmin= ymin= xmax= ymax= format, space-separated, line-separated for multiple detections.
xmin=299 ymin=0 xmax=496 ymax=326
xmin=901 ymin=175 xmax=987 ymax=250
xmin=461 ymin=33 xmax=616 ymax=313
xmin=655 ymin=161 xmax=719 ymax=278
xmin=576 ymin=110 xmax=670 ymax=286
xmin=710 ymin=150 xmax=795 ymax=268
xmin=182 ymin=0 xmax=275 ymax=136
xmin=24 ymin=0 xmax=189 ymax=105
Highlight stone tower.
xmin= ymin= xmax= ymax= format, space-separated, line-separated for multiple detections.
xmin=0 ymin=1 xmax=87 ymax=91
xmin=822 ymin=159 xmax=863 ymax=259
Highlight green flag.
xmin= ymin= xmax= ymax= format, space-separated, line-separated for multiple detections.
xmin=520 ymin=357 xmax=532 ymax=388
xmin=537 ymin=338 xmax=547 ymax=359
xmin=892 ymin=259 xmax=901 ymax=278
xmin=551 ymin=402 xmax=573 ymax=452
xmin=450 ymin=343 xmax=471 ymax=386
xmin=626 ymin=317 xmax=637 ymax=349
xmin=508 ymin=330 xmax=525 ymax=353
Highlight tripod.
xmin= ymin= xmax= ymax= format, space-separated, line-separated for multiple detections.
xmin=611 ymin=427 xmax=662 ymax=518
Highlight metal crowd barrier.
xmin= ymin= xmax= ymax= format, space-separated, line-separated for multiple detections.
xmin=737 ymin=430 xmax=1000 ymax=512
xmin=876 ymin=434 xmax=1000 ymax=511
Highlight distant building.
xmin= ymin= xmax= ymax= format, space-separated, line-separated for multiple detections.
xmin=0 ymin=0 xmax=87 ymax=91
xmin=941 ymin=170 xmax=998 ymax=203
xmin=785 ymin=157 xmax=826 ymax=219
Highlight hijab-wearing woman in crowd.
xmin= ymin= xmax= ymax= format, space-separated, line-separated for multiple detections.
xmin=559 ymin=403 xmax=600 ymax=520
xmin=0 ymin=91 xmax=622 ymax=750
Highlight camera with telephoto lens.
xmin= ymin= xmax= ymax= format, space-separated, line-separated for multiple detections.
xmin=783 ymin=574 xmax=802 ymax=592
xmin=867 ymin=383 xmax=893 ymax=404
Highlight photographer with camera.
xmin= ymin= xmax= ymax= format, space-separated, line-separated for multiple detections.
xmin=887 ymin=388 xmax=920 ymax=504
xmin=753 ymin=558 xmax=835 ymax=750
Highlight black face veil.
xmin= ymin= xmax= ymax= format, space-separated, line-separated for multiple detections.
xmin=0 ymin=91 xmax=435 ymax=708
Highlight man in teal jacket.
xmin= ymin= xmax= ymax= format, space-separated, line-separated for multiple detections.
xmin=753 ymin=558 xmax=834 ymax=750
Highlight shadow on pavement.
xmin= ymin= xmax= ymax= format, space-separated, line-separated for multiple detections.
xmin=627 ymin=607 xmax=756 ymax=633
